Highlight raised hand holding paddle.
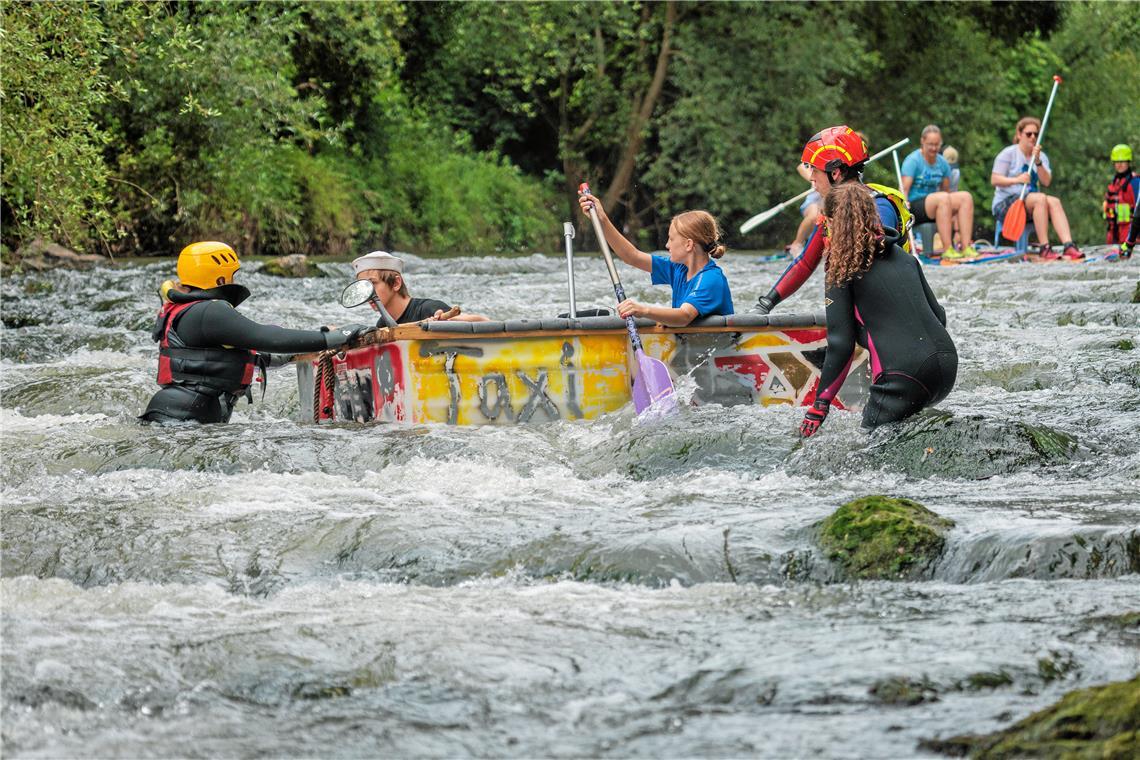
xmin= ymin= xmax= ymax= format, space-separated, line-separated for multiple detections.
xmin=1001 ymin=75 xmax=1062 ymax=242
xmin=578 ymin=182 xmax=677 ymax=415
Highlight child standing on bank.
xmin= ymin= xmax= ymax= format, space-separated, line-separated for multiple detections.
xmin=1104 ymin=144 xmax=1139 ymax=258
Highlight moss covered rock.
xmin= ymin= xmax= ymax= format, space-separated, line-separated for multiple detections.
xmin=261 ymin=254 xmax=326 ymax=278
xmin=923 ymin=676 xmax=1140 ymax=759
xmin=817 ymin=495 xmax=954 ymax=581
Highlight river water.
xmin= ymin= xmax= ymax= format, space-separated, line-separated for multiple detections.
xmin=2 ymin=252 xmax=1138 ymax=757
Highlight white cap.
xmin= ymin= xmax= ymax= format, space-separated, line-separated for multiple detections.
xmin=351 ymin=250 xmax=404 ymax=276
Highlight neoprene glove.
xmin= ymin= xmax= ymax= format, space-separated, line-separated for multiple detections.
xmin=323 ymin=324 xmax=372 ymax=349
xmin=751 ymin=294 xmax=777 ymax=315
xmin=799 ymin=398 xmax=830 ymax=438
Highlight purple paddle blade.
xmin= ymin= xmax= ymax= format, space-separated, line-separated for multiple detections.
xmin=632 ymin=348 xmax=676 ymax=414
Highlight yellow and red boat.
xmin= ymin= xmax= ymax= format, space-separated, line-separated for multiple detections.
xmin=295 ymin=313 xmax=868 ymax=425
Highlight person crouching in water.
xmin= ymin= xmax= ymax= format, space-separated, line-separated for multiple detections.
xmin=141 ymin=241 xmax=370 ymax=424
xmin=577 ymin=192 xmax=733 ymax=325
xmin=800 ymin=183 xmax=958 ymax=437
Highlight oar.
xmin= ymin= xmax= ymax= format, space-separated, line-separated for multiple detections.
xmin=1001 ymin=75 xmax=1062 ymax=242
xmin=740 ymin=137 xmax=911 ymax=234
xmin=579 ymin=182 xmax=676 ymax=414
xmin=891 ymin=148 xmax=920 ymax=254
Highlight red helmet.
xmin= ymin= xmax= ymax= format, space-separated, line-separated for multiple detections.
xmin=801 ymin=126 xmax=869 ymax=173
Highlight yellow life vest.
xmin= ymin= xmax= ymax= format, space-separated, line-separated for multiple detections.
xmin=866 ymin=182 xmax=914 ymax=254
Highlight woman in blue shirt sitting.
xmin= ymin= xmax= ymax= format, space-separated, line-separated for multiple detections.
xmin=577 ymin=192 xmax=733 ymax=326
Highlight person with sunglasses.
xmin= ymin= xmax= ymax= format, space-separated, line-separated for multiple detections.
xmin=991 ymin=116 xmax=1083 ymax=261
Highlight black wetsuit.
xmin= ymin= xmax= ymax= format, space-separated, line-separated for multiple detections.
xmin=816 ymin=231 xmax=957 ymax=428
xmin=395 ymin=297 xmax=450 ymax=325
xmin=141 ymin=285 xmax=356 ymax=424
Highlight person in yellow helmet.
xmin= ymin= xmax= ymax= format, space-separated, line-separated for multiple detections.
xmin=1104 ymin=144 xmax=1138 ymax=257
xmin=141 ymin=241 xmax=370 ymax=424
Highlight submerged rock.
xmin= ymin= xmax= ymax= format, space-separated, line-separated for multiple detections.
xmin=261 ymin=254 xmax=326 ymax=278
xmin=817 ymin=495 xmax=954 ymax=581
xmin=864 ymin=412 xmax=1081 ymax=479
xmin=922 ymin=675 xmax=1140 ymax=759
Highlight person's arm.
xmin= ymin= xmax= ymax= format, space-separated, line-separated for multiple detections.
xmin=755 ymin=219 xmax=825 ymax=313
xmin=901 ymin=176 xmax=914 ymax=196
xmin=801 ymin=281 xmax=856 ymax=437
xmin=188 ymin=301 xmax=357 ymax=352
xmin=1033 ymin=147 xmax=1051 ymax=188
xmin=991 ymin=148 xmax=1029 ymax=188
xmin=617 ymin=300 xmax=697 ymax=327
xmin=578 ymin=192 xmax=653 ymax=273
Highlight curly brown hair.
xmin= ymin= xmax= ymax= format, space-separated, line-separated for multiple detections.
xmin=823 ymin=183 xmax=883 ymax=288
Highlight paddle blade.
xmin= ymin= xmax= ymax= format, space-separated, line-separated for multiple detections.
xmin=631 ymin=349 xmax=676 ymax=414
xmin=739 ymin=206 xmax=784 ymax=234
xmin=1001 ymin=200 xmax=1027 ymax=242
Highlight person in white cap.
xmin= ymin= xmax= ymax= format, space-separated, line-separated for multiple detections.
xmin=350 ymin=251 xmax=488 ymax=324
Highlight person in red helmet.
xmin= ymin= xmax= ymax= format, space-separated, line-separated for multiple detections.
xmin=753 ymin=126 xmax=908 ymax=314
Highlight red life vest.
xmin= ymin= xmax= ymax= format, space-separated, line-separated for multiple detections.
xmin=155 ymin=300 xmax=255 ymax=393
xmin=1104 ymin=172 xmax=1138 ymax=244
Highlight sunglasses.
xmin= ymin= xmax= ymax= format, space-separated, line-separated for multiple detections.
xmin=1022 ymin=131 xmax=1039 ymax=138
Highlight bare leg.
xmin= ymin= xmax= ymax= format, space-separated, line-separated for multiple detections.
xmin=1025 ymin=192 xmax=1050 ymax=245
xmin=1046 ymin=196 xmax=1073 ymax=242
xmin=926 ymin=193 xmax=953 ymax=252
xmin=952 ymin=191 xmax=974 ymax=245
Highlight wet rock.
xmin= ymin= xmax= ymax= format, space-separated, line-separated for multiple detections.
xmin=261 ymin=254 xmax=326 ymax=278
xmin=869 ymin=675 xmax=940 ymax=705
xmin=817 ymin=495 xmax=954 ymax=581
xmin=922 ymin=675 xmax=1140 ymax=759
xmin=959 ymin=670 xmax=1015 ymax=691
xmin=855 ymin=412 xmax=1083 ymax=479
xmin=14 ymin=238 xmax=108 ymax=270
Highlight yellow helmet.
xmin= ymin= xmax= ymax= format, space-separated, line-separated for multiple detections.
xmin=177 ymin=241 xmax=241 ymax=289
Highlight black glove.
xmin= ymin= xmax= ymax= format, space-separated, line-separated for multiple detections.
xmin=799 ymin=398 xmax=830 ymax=438
xmin=1120 ymin=241 xmax=1132 ymax=259
xmin=751 ymin=294 xmax=777 ymax=315
xmin=323 ymin=324 xmax=372 ymax=349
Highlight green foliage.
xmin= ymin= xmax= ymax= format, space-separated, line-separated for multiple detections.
xmin=817 ymin=495 xmax=954 ymax=580
xmin=645 ymin=2 xmax=871 ymax=244
xmin=1 ymin=2 xmax=114 ymax=250
xmin=2 ymin=0 xmax=1135 ymax=258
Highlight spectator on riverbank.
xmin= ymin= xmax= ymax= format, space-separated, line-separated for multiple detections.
xmin=1103 ymin=143 xmax=1138 ymax=257
xmin=901 ymin=125 xmax=976 ymax=259
xmin=991 ymin=116 xmax=1083 ymax=261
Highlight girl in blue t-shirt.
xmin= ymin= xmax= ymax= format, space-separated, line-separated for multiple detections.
xmin=577 ymin=192 xmax=733 ymax=326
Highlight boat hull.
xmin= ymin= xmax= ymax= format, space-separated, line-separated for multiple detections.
xmin=296 ymin=314 xmax=869 ymax=425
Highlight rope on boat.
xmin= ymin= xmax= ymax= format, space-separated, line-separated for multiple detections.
xmin=313 ymin=350 xmax=336 ymax=424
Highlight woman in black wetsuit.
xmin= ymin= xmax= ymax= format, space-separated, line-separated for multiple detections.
xmin=800 ymin=183 xmax=958 ymax=437
xmin=141 ymin=241 xmax=369 ymax=424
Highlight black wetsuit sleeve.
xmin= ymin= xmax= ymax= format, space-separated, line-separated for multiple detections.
xmin=915 ymin=258 xmax=947 ymax=327
xmin=817 ymin=282 xmax=857 ymax=405
xmin=176 ymin=301 xmax=332 ymax=353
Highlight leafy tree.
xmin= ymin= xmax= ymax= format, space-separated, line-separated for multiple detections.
xmin=1 ymin=2 xmax=114 ymax=252
xmin=645 ymin=1 xmax=870 ymax=246
xmin=407 ymin=1 xmax=680 ymax=225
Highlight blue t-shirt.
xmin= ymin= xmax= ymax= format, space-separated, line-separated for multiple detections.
xmin=650 ymin=255 xmax=733 ymax=316
xmin=874 ymin=196 xmax=900 ymax=231
xmin=901 ymin=149 xmax=952 ymax=202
